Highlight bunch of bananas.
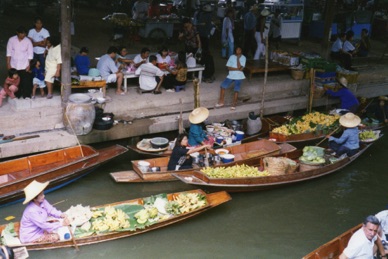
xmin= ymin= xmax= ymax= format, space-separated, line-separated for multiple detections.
xmin=202 ymin=164 xmax=269 ymax=178
xmin=172 ymin=193 xmax=207 ymax=214
xmin=359 ymin=130 xmax=377 ymax=140
xmin=272 ymin=112 xmax=339 ymax=136
xmin=91 ymin=206 xmax=130 ymax=232
xmin=134 ymin=207 xmax=159 ymax=224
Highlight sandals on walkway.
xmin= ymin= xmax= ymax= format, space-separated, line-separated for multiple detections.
xmin=215 ymin=103 xmax=224 ymax=108
xmin=230 ymin=106 xmax=236 ymax=111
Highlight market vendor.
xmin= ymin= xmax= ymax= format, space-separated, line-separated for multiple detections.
xmin=19 ymin=180 xmax=70 ymax=243
xmin=325 ymin=77 xmax=359 ymax=113
xmin=328 ymin=112 xmax=360 ymax=157
xmin=188 ymin=107 xmax=214 ymax=146
xmin=167 ymin=133 xmax=211 ymax=170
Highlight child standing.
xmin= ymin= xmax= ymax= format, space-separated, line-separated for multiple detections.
xmin=0 ymin=69 xmax=20 ymax=107
xmin=31 ymin=59 xmax=46 ymax=98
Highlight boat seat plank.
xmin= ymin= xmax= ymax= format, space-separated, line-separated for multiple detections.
xmin=0 ymin=174 xmax=16 ymax=184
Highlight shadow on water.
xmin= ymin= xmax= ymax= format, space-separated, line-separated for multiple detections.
xmin=0 ymin=127 xmax=387 ymax=258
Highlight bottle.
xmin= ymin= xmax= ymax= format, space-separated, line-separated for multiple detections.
xmin=57 ymin=226 xmax=71 ymax=241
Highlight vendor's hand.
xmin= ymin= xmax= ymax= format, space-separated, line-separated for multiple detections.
xmin=203 ymin=144 xmax=211 ymax=149
xmin=62 ymin=217 xmax=70 ymax=226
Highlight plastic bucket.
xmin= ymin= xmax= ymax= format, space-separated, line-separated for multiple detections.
xmin=235 ymin=131 xmax=244 ymax=141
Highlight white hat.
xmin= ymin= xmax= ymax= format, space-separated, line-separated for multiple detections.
xmin=189 ymin=107 xmax=209 ymax=124
xmin=338 ymin=77 xmax=348 ymax=87
xmin=339 ymin=112 xmax=361 ymax=128
xmin=23 ymin=180 xmax=49 ymax=205
xmin=261 ymin=8 xmax=271 ymax=17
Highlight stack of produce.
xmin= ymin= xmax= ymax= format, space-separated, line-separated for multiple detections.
xmin=359 ymin=130 xmax=380 ymax=142
xmin=202 ymin=164 xmax=269 ymax=178
xmin=299 ymin=146 xmax=325 ymax=164
xmin=272 ymin=112 xmax=339 ymax=136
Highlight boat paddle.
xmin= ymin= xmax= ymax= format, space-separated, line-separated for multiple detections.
xmin=315 ymin=127 xmax=340 ymax=146
xmin=0 ymin=135 xmax=40 ymax=144
xmin=68 ymin=225 xmax=79 ymax=251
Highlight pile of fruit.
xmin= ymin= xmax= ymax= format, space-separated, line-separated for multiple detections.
xmin=299 ymin=146 xmax=325 ymax=164
xmin=202 ymin=164 xmax=269 ymax=178
xmin=72 ymin=192 xmax=208 ymax=237
xmin=359 ymin=130 xmax=379 ymax=141
xmin=272 ymin=112 xmax=340 ymax=136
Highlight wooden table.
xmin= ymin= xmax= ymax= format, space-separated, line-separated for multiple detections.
xmin=123 ymin=65 xmax=205 ymax=92
xmin=71 ymin=80 xmax=106 ymax=97
xmin=244 ymin=60 xmax=290 ymax=80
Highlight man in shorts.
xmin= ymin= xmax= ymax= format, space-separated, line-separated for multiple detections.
xmin=97 ymin=46 xmax=124 ymax=95
xmin=215 ymin=46 xmax=246 ymax=111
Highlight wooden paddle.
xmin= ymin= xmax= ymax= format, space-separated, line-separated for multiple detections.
xmin=0 ymin=134 xmax=40 ymax=144
xmin=315 ymin=126 xmax=340 ymax=146
xmin=68 ymin=225 xmax=79 ymax=251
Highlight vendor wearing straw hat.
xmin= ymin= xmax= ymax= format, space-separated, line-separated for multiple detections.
xmin=19 ymin=180 xmax=69 ymax=243
xmin=188 ymin=107 xmax=214 ymax=146
xmin=327 ymin=112 xmax=361 ymax=157
xmin=325 ymin=77 xmax=359 ymax=113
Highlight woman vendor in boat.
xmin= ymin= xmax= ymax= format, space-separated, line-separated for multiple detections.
xmin=325 ymin=77 xmax=359 ymax=113
xmin=19 ymin=180 xmax=70 ymax=243
xmin=327 ymin=112 xmax=360 ymax=157
xmin=188 ymin=107 xmax=214 ymax=146
xmin=168 ymin=133 xmax=211 ymax=170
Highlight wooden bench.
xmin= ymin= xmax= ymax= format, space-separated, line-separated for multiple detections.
xmin=71 ymin=80 xmax=107 ymax=97
xmin=244 ymin=60 xmax=290 ymax=80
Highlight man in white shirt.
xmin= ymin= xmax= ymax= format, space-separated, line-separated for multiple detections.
xmin=135 ymin=55 xmax=164 ymax=94
xmin=97 ymin=46 xmax=124 ymax=95
xmin=133 ymin=47 xmax=150 ymax=68
xmin=340 ymin=215 xmax=386 ymax=259
xmin=28 ymin=17 xmax=50 ymax=70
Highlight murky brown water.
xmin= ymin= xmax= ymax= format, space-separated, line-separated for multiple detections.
xmin=0 ymin=127 xmax=387 ymax=259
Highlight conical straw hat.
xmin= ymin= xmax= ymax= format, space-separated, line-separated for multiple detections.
xmin=23 ymin=180 xmax=49 ymax=205
xmin=189 ymin=107 xmax=209 ymax=124
xmin=338 ymin=77 xmax=348 ymax=87
xmin=339 ymin=112 xmax=361 ymax=128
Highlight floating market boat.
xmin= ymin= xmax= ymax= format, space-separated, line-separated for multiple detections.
xmin=302 ymin=224 xmax=361 ymax=259
xmin=172 ymin=137 xmax=382 ymax=192
xmin=0 ymin=145 xmax=128 ymax=206
xmin=0 ymin=190 xmax=231 ymax=250
xmin=110 ymin=139 xmax=294 ymax=183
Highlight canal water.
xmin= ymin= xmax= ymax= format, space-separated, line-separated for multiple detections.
xmin=1 ymin=127 xmax=387 ymax=259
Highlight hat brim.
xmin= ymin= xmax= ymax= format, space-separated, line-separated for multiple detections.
xmin=23 ymin=181 xmax=49 ymax=204
xmin=189 ymin=107 xmax=209 ymax=124
xmin=339 ymin=114 xmax=361 ymax=128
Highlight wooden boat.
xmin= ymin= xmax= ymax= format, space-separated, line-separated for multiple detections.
xmin=0 ymin=144 xmax=128 ymax=206
xmin=172 ymin=138 xmax=380 ymax=192
xmin=110 ymin=139 xmax=291 ymax=183
xmin=303 ymin=224 xmax=361 ymax=259
xmin=0 ymin=190 xmax=231 ymax=250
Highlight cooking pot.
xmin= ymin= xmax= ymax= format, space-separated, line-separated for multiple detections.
xmin=93 ymin=113 xmax=114 ymax=130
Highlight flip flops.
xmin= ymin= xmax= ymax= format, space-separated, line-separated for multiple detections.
xmin=230 ymin=106 xmax=236 ymax=111
xmin=215 ymin=103 xmax=224 ymax=108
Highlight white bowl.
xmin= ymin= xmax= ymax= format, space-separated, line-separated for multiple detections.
xmin=88 ymin=89 xmax=97 ymax=93
xmin=138 ymin=161 xmax=150 ymax=167
xmin=206 ymin=125 xmax=214 ymax=132
xmin=215 ymin=149 xmax=229 ymax=155
xmin=96 ymin=97 xmax=106 ymax=104
xmin=102 ymin=117 xmax=111 ymax=121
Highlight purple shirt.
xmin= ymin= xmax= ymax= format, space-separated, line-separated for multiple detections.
xmin=6 ymin=35 xmax=33 ymax=70
xmin=19 ymin=199 xmax=63 ymax=243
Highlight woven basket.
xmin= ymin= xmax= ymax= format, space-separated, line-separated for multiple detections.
xmin=291 ymin=70 xmax=305 ymax=80
xmin=264 ymin=157 xmax=298 ymax=175
xmin=313 ymin=86 xmax=325 ymax=99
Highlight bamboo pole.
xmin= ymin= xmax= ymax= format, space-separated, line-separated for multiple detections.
xmin=260 ymin=37 xmax=269 ymax=119
xmin=193 ymin=79 xmax=200 ymax=108
xmin=315 ymin=126 xmax=340 ymax=146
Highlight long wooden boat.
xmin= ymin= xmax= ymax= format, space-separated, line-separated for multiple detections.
xmin=110 ymin=139 xmax=292 ymax=183
xmin=0 ymin=190 xmax=231 ymax=250
xmin=0 ymin=144 xmax=128 ymax=206
xmin=303 ymin=224 xmax=361 ymax=259
xmin=172 ymin=138 xmax=381 ymax=192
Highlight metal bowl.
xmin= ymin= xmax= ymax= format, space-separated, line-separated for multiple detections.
xmin=150 ymin=137 xmax=169 ymax=149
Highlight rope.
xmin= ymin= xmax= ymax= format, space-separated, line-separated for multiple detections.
xmin=64 ymin=112 xmax=84 ymax=157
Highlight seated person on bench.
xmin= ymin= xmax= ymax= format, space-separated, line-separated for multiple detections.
xmin=135 ymin=55 xmax=164 ymax=94
xmin=330 ymin=32 xmax=346 ymax=61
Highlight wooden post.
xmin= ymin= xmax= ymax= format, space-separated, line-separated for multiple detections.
xmin=321 ymin=0 xmax=336 ymax=59
xmin=308 ymin=68 xmax=315 ymax=113
xmin=61 ymin=0 xmax=72 ymax=104
xmin=260 ymin=37 xmax=269 ymax=119
xmin=193 ymin=79 xmax=200 ymax=108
